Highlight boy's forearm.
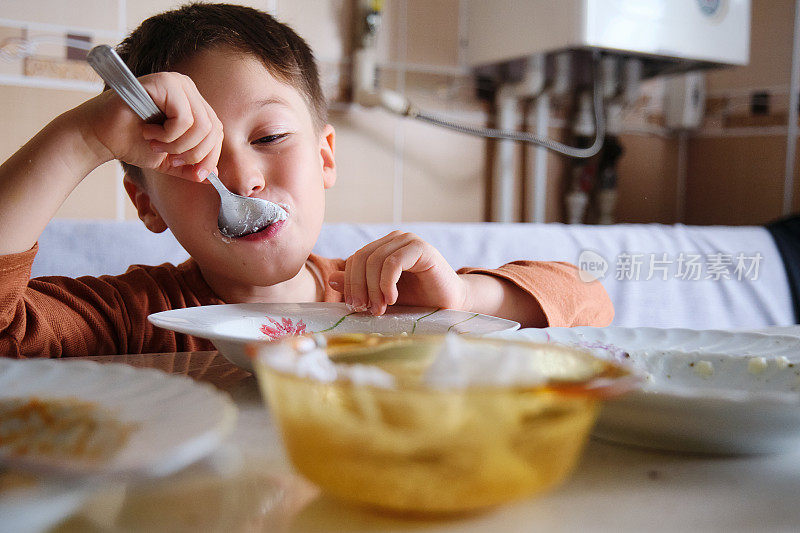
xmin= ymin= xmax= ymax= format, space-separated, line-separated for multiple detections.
xmin=0 ymin=108 xmax=109 ymax=255
xmin=459 ymin=273 xmax=547 ymax=328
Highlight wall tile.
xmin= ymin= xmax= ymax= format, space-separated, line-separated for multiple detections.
xmin=378 ymin=0 xmax=405 ymax=64
xmin=25 ymin=29 xmax=66 ymax=59
xmin=276 ymin=0 xmax=353 ymax=64
xmin=2 ymin=0 xmax=120 ymax=32
xmin=318 ymin=60 xmax=349 ymax=104
xmin=324 ymin=106 xmax=397 ymax=222
xmin=706 ymin=0 xmax=794 ymax=93
xmin=126 ymin=1 xmax=274 ymax=34
xmin=403 ymin=0 xmax=460 ymax=67
xmin=126 ymin=0 xmax=175 ymax=32
xmin=394 ymin=70 xmax=483 ymax=115
xmin=400 ymin=116 xmax=485 ymax=222
xmin=0 ymin=27 xmax=25 ymax=76
xmin=0 ymin=84 xmax=120 ymax=220
xmin=685 ymin=136 xmax=785 ymax=225
xmin=615 ymin=135 xmax=678 ymax=224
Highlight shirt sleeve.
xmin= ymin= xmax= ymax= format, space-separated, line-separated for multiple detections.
xmin=0 ymin=244 xmax=217 ymax=358
xmin=457 ymin=261 xmax=614 ymax=327
xmin=306 ymin=254 xmax=346 ymax=303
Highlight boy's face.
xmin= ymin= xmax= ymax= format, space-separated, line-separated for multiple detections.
xmin=128 ymin=47 xmax=335 ymax=288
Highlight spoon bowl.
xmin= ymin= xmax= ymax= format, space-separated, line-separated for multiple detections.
xmin=87 ymin=45 xmax=286 ymax=238
xmin=204 ymin=171 xmax=286 ymax=237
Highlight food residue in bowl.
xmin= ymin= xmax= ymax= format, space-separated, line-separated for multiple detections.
xmin=690 ymin=360 xmax=714 ymax=379
xmin=0 ymin=397 xmax=135 ymax=464
xmin=747 ymin=357 xmax=768 ymax=375
xmin=0 ymin=467 xmax=37 ymax=493
xmin=566 ymin=339 xmax=800 ymax=392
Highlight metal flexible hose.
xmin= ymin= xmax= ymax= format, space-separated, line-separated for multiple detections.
xmin=408 ymin=55 xmax=606 ymax=159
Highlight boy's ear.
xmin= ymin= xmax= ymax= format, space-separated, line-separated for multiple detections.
xmin=319 ymin=124 xmax=336 ymax=189
xmin=123 ymin=173 xmax=168 ymax=233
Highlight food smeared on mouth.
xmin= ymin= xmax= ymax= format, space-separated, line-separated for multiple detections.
xmin=218 ymin=203 xmax=289 ymax=240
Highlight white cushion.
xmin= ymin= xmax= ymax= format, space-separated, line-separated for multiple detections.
xmin=32 ymin=219 xmax=794 ymax=329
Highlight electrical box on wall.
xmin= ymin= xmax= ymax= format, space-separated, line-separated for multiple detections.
xmin=664 ymin=72 xmax=707 ymax=130
xmin=466 ymin=0 xmax=750 ymax=73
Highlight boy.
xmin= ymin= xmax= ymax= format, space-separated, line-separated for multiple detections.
xmin=0 ymin=3 xmax=612 ymax=358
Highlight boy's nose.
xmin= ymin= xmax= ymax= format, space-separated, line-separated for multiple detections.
xmin=216 ymin=151 xmax=266 ymax=197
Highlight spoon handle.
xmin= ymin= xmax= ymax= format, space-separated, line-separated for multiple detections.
xmin=88 ymin=45 xmax=227 ymax=189
xmin=87 ymin=45 xmax=166 ymax=124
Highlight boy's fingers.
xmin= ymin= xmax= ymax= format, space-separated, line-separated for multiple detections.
xmin=150 ymin=97 xmax=213 ymax=154
xmin=346 ymin=231 xmax=403 ymax=311
xmin=141 ymin=73 xmax=206 ymax=145
xmin=171 ymin=124 xmax=218 ymax=167
xmin=142 ymin=98 xmax=221 ymax=181
xmin=343 ymin=256 xmax=360 ymax=308
xmin=379 ymin=240 xmax=425 ymax=307
xmin=157 ymin=95 xmax=193 ymax=144
xmin=192 ymin=140 xmax=222 ymax=181
xmin=190 ymin=102 xmax=223 ymax=179
xmin=141 ymin=123 xmax=166 ymax=143
xmin=365 ymin=236 xmax=416 ymax=314
xmin=152 ymin=114 xmax=210 ymax=156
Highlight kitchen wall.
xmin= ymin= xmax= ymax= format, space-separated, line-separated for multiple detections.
xmin=685 ymin=0 xmax=798 ymax=225
xmin=0 ymin=0 xmax=486 ymax=224
xmin=0 ymin=0 xmax=794 ymax=226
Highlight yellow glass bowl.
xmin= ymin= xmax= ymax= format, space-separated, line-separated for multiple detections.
xmin=249 ymin=334 xmax=635 ymax=515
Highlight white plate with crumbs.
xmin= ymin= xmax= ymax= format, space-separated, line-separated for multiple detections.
xmin=0 ymin=359 xmax=237 ymax=479
xmin=149 ymin=303 xmax=520 ymax=371
xmin=493 ymin=327 xmax=800 ymax=454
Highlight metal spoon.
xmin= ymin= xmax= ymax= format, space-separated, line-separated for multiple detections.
xmin=87 ymin=45 xmax=287 ymax=238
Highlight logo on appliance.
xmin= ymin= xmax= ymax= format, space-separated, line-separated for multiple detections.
xmin=697 ymin=0 xmax=723 ymax=17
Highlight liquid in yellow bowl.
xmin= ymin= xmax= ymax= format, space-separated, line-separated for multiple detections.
xmin=250 ymin=334 xmax=634 ymax=515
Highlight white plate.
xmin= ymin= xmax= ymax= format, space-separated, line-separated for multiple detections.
xmin=746 ymin=325 xmax=800 ymax=338
xmin=0 ymin=359 xmax=237 ymax=479
xmin=149 ymin=303 xmax=520 ymax=370
xmin=495 ymin=327 xmax=800 ymax=454
xmin=0 ymin=475 xmax=95 ymax=533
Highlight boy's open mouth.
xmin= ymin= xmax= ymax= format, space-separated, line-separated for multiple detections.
xmin=237 ymin=219 xmax=286 ymax=241
xmin=230 ymin=202 xmax=289 ymax=240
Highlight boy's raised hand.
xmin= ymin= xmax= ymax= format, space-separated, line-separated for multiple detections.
xmin=328 ymin=231 xmax=469 ymax=316
xmin=81 ymin=72 xmax=223 ymax=182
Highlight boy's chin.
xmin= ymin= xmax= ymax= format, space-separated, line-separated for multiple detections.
xmin=208 ymin=255 xmax=307 ymax=287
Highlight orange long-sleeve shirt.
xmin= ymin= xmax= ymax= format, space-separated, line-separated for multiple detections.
xmin=0 ymin=244 xmax=613 ymax=358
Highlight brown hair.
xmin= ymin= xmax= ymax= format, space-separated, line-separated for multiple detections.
xmin=114 ymin=2 xmax=326 ymax=180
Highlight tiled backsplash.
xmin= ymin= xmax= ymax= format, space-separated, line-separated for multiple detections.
xmin=0 ymin=0 xmax=491 ymax=224
xmin=0 ymin=0 xmax=796 ymax=226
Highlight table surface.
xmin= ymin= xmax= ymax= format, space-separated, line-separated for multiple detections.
xmin=34 ymin=328 xmax=800 ymax=531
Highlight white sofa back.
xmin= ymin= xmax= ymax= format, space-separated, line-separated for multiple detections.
xmin=33 ymin=219 xmax=794 ymax=329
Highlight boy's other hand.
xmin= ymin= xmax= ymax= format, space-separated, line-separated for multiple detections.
xmin=328 ymin=231 xmax=469 ymax=316
xmin=80 ymin=72 xmax=223 ymax=182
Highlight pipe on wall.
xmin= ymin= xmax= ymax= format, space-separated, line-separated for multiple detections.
xmin=492 ymin=87 xmax=518 ymax=222
xmin=784 ymin=0 xmax=800 ymax=215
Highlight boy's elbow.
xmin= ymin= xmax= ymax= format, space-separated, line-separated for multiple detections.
xmin=583 ymin=282 xmax=614 ymax=326
xmin=555 ymin=261 xmax=614 ymax=327
xmin=571 ymin=275 xmax=614 ymax=327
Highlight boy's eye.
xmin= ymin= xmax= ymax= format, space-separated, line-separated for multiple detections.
xmin=252 ymin=133 xmax=289 ymax=145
